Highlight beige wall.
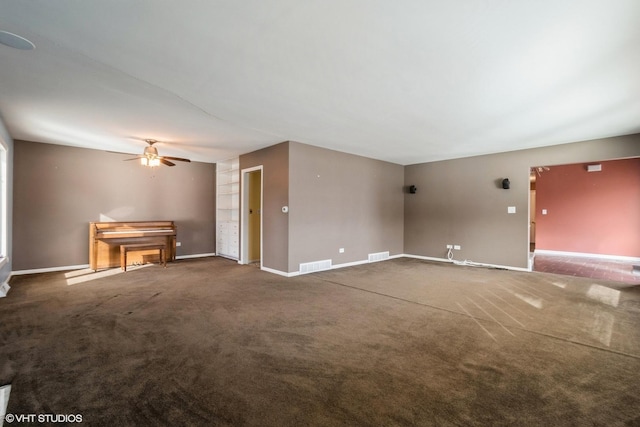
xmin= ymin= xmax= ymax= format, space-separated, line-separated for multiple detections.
xmin=289 ymin=142 xmax=404 ymax=272
xmin=11 ymin=132 xmax=640 ymax=274
xmin=404 ymin=134 xmax=640 ymax=269
xmin=240 ymin=141 xmax=404 ymax=274
xmin=239 ymin=142 xmax=290 ymax=273
xmin=13 ymin=140 xmax=216 ymax=271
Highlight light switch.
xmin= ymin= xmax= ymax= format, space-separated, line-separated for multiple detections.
xmin=542 ymin=209 xmax=547 ymax=215
xmin=508 ymin=206 xmax=516 ymax=214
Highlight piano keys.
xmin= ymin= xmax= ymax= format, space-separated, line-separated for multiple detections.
xmin=89 ymin=221 xmax=177 ymax=271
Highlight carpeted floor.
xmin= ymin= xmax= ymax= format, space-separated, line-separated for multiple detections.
xmin=1 ymin=257 xmax=640 ymax=426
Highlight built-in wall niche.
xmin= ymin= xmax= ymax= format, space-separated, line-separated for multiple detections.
xmin=216 ymin=158 xmax=239 ymax=259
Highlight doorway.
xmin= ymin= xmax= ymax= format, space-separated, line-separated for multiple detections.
xmin=529 ymin=159 xmax=640 ymax=282
xmin=240 ymin=166 xmax=263 ymax=266
xmin=529 ymin=165 xmax=550 ymax=255
xmin=529 ymin=170 xmax=536 ymax=253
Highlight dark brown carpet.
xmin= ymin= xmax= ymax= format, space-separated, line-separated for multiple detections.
xmin=1 ymin=257 xmax=639 ymax=426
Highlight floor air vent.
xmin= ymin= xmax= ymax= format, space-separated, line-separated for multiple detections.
xmin=368 ymin=251 xmax=390 ymax=262
xmin=299 ymin=259 xmax=332 ymax=274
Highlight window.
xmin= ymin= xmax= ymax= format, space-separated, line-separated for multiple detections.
xmin=0 ymin=139 xmax=6 ymax=259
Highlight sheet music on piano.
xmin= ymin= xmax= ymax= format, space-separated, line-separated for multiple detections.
xmin=90 ymin=221 xmax=177 ymax=270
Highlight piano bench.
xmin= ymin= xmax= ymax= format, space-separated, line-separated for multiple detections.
xmin=120 ymin=243 xmax=167 ymax=272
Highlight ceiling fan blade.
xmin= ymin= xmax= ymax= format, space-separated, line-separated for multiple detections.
xmin=107 ymin=150 xmax=137 ymax=156
xmin=123 ymin=156 xmax=143 ymax=161
xmin=162 ymin=156 xmax=191 ymax=162
xmin=160 ymin=158 xmax=176 ymax=167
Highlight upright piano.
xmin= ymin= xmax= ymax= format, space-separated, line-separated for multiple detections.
xmin=89 ymin=221 xmax=177 ymax=271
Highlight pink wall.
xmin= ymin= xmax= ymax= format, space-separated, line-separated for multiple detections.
xmin=535 ymin=158 xmax=640 ymax=257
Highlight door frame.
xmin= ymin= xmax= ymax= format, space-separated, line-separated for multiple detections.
xmin=240 ymin=165 xmax=263 ymax=267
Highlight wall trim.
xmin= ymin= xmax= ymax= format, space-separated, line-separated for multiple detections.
xmin=261 ymin=266 xmax=297 ymax=277
xmin=330 ymin=254 xmax=403 ymax=269
xmin=402 ymin=254 xmax=531 ymax=272
xmin=534 ymin=249 xmax=640 ymax=263
xmin=176 ymin=253 xmax=216 ymax=260
xmin=260 ymin=254 xmax=407 ymax=278
xmin=402 ymin=254 xmax=451 ymax=264
xmin=12 ymin=253 xmax=217 ymax=275
xmin=332 ymin=259 xmax=369 ymax=270
xmin=12 ymin=264 xmax=91 ymax=275
xmin=9 ymin=253 xmax=537 ymax=281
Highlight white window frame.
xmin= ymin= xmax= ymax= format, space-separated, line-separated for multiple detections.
xmin=0 ymin=138 xmax=7 ymax=259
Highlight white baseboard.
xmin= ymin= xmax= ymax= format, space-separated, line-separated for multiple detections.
xmin=176 ymin=253 xmax=217 ymax=260
xmin=12 ymin=264 xmax=90 ymax=275
xmin=402 ymin=253 xmax=531 ymax=272
xmin=12 ymin=253 xmax=219 ymax=276
xmin=261 ymin=266 xmax=297 ymax=277
xmin=402 ymin=254 xmax=451 ymax=263
xmin=260 ymin=253 xmax=406 ymax=278
xmin=332 ymin=259 xmax=370 ymax=270
xmin=535 ymin=250 xmax=640 ymax=263
xmin=12 ymin=253 xmax=532 ymax=280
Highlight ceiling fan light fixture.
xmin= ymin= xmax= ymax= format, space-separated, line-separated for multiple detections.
xmin=143 ymin=145 xmax=158 ymax=157
xmin=140 ymin=156 xmax=160 ymax=167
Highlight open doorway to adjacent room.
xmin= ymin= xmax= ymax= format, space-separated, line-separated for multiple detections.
xmin=241 ymin=166 xmax=263 ymax=267
xmin=530 ymin=158 xmax=640 ymax=283
xmin=529 ymin=166 xmax=549 ymax=254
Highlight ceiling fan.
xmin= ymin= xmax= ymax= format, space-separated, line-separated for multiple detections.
xmin=124 ymin=139 xmax=191 ymax=167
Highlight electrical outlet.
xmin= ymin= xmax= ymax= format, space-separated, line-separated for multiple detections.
xmin=176 ymin=242 xmax=182 ymax=247
xmin=339 ymin=248 xmax=345 ymax=253
xmin=454 ymin=245 xmax=461 ymax=250
xmin=446 ymin=244 xmax=453 ymax=249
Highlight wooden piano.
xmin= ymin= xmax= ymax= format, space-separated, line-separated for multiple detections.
xmin=89 ymin=221 xmax=177 ymax=271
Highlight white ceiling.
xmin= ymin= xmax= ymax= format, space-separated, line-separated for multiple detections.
xmin=1 ymin=1 xmax=639 ymax=165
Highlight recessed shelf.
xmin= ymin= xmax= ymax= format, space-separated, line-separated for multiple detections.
xmin=216 ymin=158 xmax=240 ymax=260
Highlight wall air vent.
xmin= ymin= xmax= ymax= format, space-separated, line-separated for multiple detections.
xmin=299 ymin=259 xmax=332 ymax=274
xmin=368 ymin=251 xmax=390 ymax=262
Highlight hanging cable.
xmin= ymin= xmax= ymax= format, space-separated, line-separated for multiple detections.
xmin=447 ymin=246 xmax=486 ymax=268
